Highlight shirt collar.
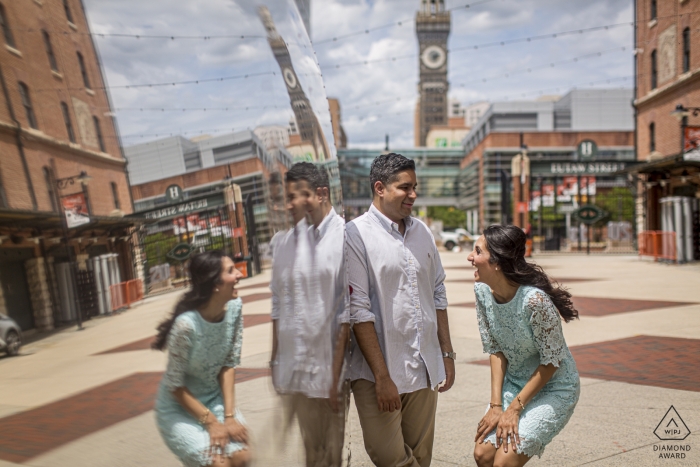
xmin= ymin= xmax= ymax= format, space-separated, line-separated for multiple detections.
xmin=368 ymin=203 xmax=413 ymax=234
xmin=316 ymin=208 xmax=336 ymax=239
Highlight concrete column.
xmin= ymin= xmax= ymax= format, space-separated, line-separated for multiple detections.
xmin=24 ymin=257 xmax=54 ymax=331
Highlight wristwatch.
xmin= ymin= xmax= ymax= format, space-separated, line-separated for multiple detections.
xmin=442 ymin=351 xmax=456 ymax=360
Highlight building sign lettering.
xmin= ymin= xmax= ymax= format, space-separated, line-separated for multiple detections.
xmin=550 ymin=162 xmax=626 ymax=175
xmin=144 ymin=199 xmax=209 ymax=220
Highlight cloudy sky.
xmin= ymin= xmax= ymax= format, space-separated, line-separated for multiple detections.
xmin=83 ymin=0 xmax=634 ymax=150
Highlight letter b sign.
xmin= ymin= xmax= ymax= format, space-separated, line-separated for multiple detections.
xmin=577 ymin=140 xmax=597 ymax=160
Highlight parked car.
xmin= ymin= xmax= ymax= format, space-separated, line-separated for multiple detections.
xmin=439 ymin=228 xmax=475 ymax=251
xmin=0 ymin=313 xmax=22 ymax=357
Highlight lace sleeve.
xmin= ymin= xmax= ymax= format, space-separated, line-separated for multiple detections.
xmin=474 ymin=283 xmax=500 ymax=354
xmin=162 ymin=315 xmax=195 ymax=391
xmin=224 ymin=298 xmax=243 ymax=368
xmin=527 ymin=289 xmax=567 ymax=367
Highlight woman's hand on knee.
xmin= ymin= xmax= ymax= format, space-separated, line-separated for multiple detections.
xmin=475 ymin=406 xmax=502 ymax=444
xmin=225 ymin=418 xmax=248 ymax=444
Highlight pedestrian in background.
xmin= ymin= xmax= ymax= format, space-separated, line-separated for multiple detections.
xmin=153 ymin=250 xmax=250 ymax=467
xmin=346 ymin=153 xmax=455 ymax=467
xmin=269 ymin=162 xmax=350 ymax=466
xmin=469 ymin=225 xmax=580 ymax=467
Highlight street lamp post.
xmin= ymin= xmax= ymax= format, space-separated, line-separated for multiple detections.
xmin=55 ymin=171 xmax=92 ymax=330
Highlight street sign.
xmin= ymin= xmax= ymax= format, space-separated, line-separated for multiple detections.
xmin=167 ymin=243 xmax=194 ymax=261
xmin=577 ymin=140 xmax=598 ymax=160
xmin=574 ymin=205 xmax=605 ymax=224
xmin=165 ymin=184 xmax=183 ymax=203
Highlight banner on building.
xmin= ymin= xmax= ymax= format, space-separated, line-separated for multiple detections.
xmin=62 ymin=193 xmax=90 ymax=228
xmin=684 ymin=126 xmax=700 ymax=152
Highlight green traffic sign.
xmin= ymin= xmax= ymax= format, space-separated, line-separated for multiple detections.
xmin=167 ymin=243 xmax=194 ymax=261
xmin=574 ymin=205 xmax=605 ymax=224
xmin=165 ymin=184 xmax=183 ymax=203
xmin=577 ymin=140 xmax=598 ymax=160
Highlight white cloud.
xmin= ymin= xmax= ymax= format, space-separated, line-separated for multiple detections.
xmin=83 ymin=0 xmax=633 ymax=149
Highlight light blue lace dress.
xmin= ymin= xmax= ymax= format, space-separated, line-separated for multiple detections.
xmin=474 ymin=283 xmax=580 ymax=458
xmin=155 ymin=298 xmax=246 ymax=467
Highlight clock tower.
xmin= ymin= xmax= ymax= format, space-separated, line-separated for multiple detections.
xmin=258 ymin=6 xmax=329 ymax=161
xmin=415 ymin=0 xmax=451 ymax=147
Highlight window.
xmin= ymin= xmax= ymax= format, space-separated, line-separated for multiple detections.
xmin=0 ymin=3 xmax=15 ymax=48
xmin=111 ymin=182 xmax=120 ymax=209
xmin=93 ymin=116 xmax=105 ymax=152
xmin=43 ymin=167 xmax=57 ymax=212
xmin=18 ymin=82 xmax=37 ymax=129
xmin=61 ymin=102 xmax=75 ymax=143
xmin=683 ymin=27 xmax=691 ymax=73
xmin=651 ymin=49 xmax=658 ymax=89
xmin=651 ymin=0 xmax=657 ymax=20
xmin=77 ymin=52 xmax=91 ymax=89
xmin=42 ymin=31 xmax=58 ymax=71
xmin=649 ymin=122 xmax=655 ymax=152
xmin=0 ymin=166 xmax=7 ymax=208
xmin=63 ymin=0 xmax=74 ymax=24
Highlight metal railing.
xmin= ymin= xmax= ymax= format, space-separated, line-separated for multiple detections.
xmin=638 ymin=231 xmax=677 ymax=262
xmin=109 ymin=279 xmax=145 ymax=312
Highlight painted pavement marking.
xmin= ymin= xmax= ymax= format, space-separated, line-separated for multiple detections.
xmin=0 ymin=368 xmax=270 ymax=463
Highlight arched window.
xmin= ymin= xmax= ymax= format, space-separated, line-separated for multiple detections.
xmin=63 ymin=0 xmax=74 ymax=24
xmin=93 ymin=116 xmax=105 ymax=152
xmin=650 ymin=0 xmax=657 ymax=21
xmin=42 ymin=30 xmax=58 ymax=71
xmin=0 ymin=3 xmax=15 ymax=48
xmin=61 ymin=102 xmax=76 ymax=143
xmin=649 ymin=122 xmax=655 ymax=152
xmin=683 ymin=27 xmax=691 ymax=73
xmin=650 ymin=50 xmax=658 ymax=90
xmin=77 ymin=52 xmax=91 ymax=89
xmin=43 ymin=167 xmax=58 ymax=212
xmin=111 ymin=182 xmax=120 ymax=209
xmin=18 ymin=82 xmax=38 ymax=129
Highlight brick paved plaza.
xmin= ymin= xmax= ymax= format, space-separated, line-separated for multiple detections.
xmin=0 ymin=253 xmax=698 ymax=466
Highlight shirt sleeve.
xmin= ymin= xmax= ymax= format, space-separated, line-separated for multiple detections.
xmin=337 ymin=227 xmax=351 ymax=325
xmin=345 ymin=222 xmax=375 ymax=324
xmin=162 ymin=315 xmax=195 ymax=391
xmin=474 ymin=283 xmax=501 ymax=355
xmin=224 ymin=298 xmax=244 ymax=368
xmin=270 ymin=238 xmax=281 ymax=321
xmin=527 ymin=289 xmax=567 ymax=367
xmin=433 ymin=243 xmax=448 ymax=310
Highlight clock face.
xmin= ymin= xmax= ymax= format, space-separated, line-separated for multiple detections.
xmin=421 ymin=45 xmax=446 ymax=69
xmin=283 ymin=68 xmax=297 ymax=89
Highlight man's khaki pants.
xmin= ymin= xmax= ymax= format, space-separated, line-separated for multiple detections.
xmin=282 ymin=384 xmax=350 ymax=467
xmin=351 ymin=379 xmax=439 ymax=467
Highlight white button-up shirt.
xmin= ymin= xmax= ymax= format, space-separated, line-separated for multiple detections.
xmin=270 ymin=210 xmax=348 ymax=398
xmin=346 ymin=204 xmax=448 ymax=394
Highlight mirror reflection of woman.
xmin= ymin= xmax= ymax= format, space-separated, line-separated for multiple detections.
xmin=468 ymin=225 xmax=580 ymax=467
xmin=153 ymin=250 xmax=250 ymax=467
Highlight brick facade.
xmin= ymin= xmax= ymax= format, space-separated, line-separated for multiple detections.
xmin=0 ymin=0 xmax=131 ymax=215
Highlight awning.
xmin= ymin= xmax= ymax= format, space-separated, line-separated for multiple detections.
xmin=618 ymin=152 xmax=700 ymax=175
xmin=0 ymin=208 xmax=153 ymax=232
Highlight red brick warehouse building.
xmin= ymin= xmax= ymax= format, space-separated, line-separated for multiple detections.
xmin=458 ymin=89 xmax=636 ymax=251
xmin=627 ymin=0 xmax=700 ymax=262
xmin=0 ymin=0 xmax=140 ymax=332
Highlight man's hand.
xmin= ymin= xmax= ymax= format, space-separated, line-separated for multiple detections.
xmin=439 ymin=356 xmax=455 ymax=393
xmin=375 ymin=375 xmax=401 ymax=412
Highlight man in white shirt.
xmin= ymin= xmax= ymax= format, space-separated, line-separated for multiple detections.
xmin=346 ymin=153 xmax=455 ymax=467
xmin=270 ymin=162 xmax=350 ymax=466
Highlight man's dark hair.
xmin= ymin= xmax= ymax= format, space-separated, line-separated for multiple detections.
xmin=369 ymin=153 xmax=416 ymax=195
xmin=285 ymin=162 xmax=328 ymax=190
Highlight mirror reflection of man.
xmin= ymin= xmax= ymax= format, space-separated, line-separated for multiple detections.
xmin=269 ymin=162 xmax=350 ymax=466
xmin=346 ymin=153 xmax=455 ymax=467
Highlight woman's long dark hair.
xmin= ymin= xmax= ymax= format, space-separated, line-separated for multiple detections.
xmin=152 ymin=250 xmax=226 ymax=350
xmin=482 ymin=225 xmax=578 ymax=322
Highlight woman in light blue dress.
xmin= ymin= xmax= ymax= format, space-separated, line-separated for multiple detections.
xmin=153 ymin=250 xmax=250 ymax=467
xmin=469 ymin=225 xmax=580 ymax=467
